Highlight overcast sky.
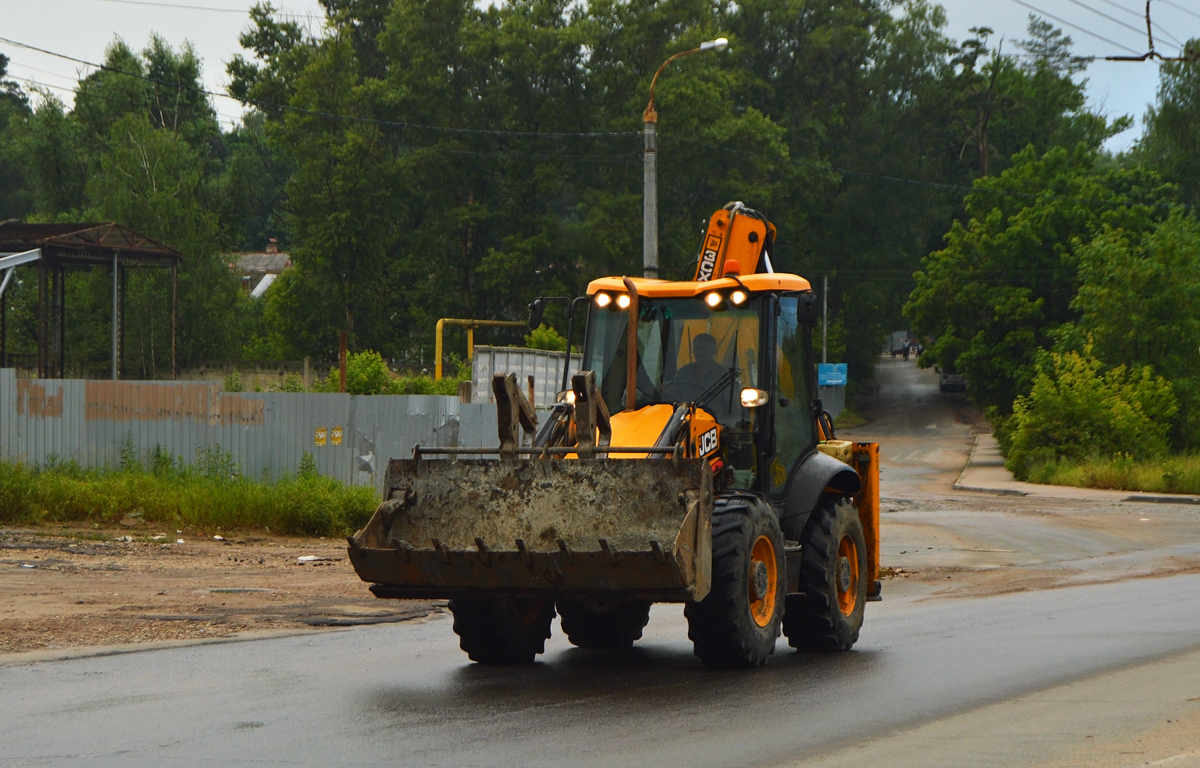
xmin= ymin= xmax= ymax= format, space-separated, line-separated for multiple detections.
xmin=1 ymin=0 xmax=1196 ymax=152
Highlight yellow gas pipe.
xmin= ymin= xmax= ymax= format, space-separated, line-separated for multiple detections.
xmin=434 ymin=318 xmax=527 ymax=379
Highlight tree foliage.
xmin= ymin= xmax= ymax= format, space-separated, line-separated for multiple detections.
xmin=1137 ymin=44 xmax=1200 ymax=209
xmin=525 ymin=324 xmax=567 ymax=351
xmin=1006 ymin=349 xmax=1177 ymax=475
xmin=0 ymin=39 xmax=258 ymax=375
xmin=0 ymin=3 xmax=1163 ymax=398
xmin=906 ymin=144 xmax=1175 ymax=415
xmin=1059 ymin=212 xmax=1200 ymax=446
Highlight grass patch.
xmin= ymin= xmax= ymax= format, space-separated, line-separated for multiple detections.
xmin=833 ymin=405 xmax=870 ymax=430
xmin=1023 ymin=453 xmax=1200 ymax=495
xmin=0 ymin=457 xmax=379 ymax=536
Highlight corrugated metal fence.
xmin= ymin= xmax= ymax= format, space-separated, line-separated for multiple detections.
xmin=0 ymin=369 xmax=497 ymax=494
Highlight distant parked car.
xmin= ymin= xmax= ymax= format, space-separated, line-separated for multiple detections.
xmin=939 ymin=370 xmax=966 ymax=393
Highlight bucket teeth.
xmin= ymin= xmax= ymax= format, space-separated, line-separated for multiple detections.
xmin=599 ymin=538 xmax=620 ymax=565
xmin=389 ymin=538 xmax=412 ymax=563
xmin=474 ymin=537 xmax=491 ymax=565
xmin=556 ymin=538 xmax=575 ymax=564
xmin=516 ymin=538 xmax=533 ymax=566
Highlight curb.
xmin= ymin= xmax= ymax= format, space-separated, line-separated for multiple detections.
xmin=952 ymin=485 xmax=1028 ymax=496
xmin=951 ymin=434 xmax=1029 ymax=496
xmin=951 ymin=438 xmax=1200 ymax=504
xmin=1123 ymin=494 xmax=1200 ymax=505
xmin=950 ymin=435 xmax=977 ymax=490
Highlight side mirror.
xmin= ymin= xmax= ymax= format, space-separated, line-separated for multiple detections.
xmin=527 ymin=298 xmax=545 ymax=330
xmin=796 ymin=290 xmax=819 ymax=326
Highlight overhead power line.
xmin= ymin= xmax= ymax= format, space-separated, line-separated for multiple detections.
xmin=88 ymin=0 xmax=320 ymax=21
xmin=1060 ymin=0 xmax=1176 ymax=48
xmin=1004 ymin=0 xmax=1143 ymax=53
xmin=660 ymin=135 xmax=1189 ymax=213
xmin=1157 ymin=0 xmax=1200 ymax=21
xmin=1 ymin=28 xmax=1191 ymax=207
xmin=0 ymin=34 xmax=641 ymax=141
xmin=92 ymin=0 xmax=250 ymax=13
xmin=1093 ymin=0 xmax=1152 ymax=20
xmin=1089 ymin=0 xmax=1187 ymax=48
xmin=6 ymin=56 xmax=1181 ymax=210
xmin=7 ymin=74 xmax=76 ymax=95
xmin=4 ymin=59 xmax=85 ymax=85
xmin=5 ymin=69 xmax=640 ymax=163
xmin=10 ymin=71 xmax=253 ymax=125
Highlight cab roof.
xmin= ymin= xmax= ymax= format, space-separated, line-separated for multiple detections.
xmin=586 ymin=274 xmax=811 ymax=298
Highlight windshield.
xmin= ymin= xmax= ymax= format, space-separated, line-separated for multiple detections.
xmin=584 ymin=297 xmax=762 ymax=418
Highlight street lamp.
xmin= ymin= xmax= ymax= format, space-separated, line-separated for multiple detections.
xmin=642 ymin=37 xmax=729 ymax=279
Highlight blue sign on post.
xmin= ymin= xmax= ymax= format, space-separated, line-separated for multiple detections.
xmin=817 ymin=363 xmax=847 ymax=386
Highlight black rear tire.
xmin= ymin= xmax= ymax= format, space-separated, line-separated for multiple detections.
xmin=556 ymin=599 xmax=652 ymax=649
xmin=684 ymin=493 xmax=785 ymax=668
xmin=783 ymin=496 xmax=867 ymax=651
xmin=448 ymin=597 xmax=555 ymax=664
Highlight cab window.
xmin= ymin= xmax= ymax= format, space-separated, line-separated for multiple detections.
xmin=770 ymin=294 xmax=815 ymax=495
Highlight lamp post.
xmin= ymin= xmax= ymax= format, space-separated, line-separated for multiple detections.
xmin=643 ymin=37 xmax=729 ymax=279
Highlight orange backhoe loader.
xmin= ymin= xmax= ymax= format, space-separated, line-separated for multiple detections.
xmin=348 ymin=202 xmax=880 ymax=668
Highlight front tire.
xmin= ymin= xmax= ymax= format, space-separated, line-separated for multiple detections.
xmin=556 ymin=599 xmax=652 ymax=649
xmin=684 ymin=493 xmax=785 ymax=668
xmin=448 ymin=597 xmax=555 ymax=664
xmin=783 ymin=497 xmax=867 ymax=651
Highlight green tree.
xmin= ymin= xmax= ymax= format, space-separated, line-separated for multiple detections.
xmin=1007 ymin=349 xmax=1177 ymax=474
xmin=1138 ymin=42 xmax=1200 ymax=208
xmin=905 ymin=143 xmax=1175 ymax=415
xmin=12 ymin=96 xmax=88 ymax=216
xmin=525 ymin=324 xmax=566 ymax=351
xmin=2 ymin=0 xmax=1142 ymax=390
xmin=88 ymin=113 xmax=242 ymax=369
xmin=314 ymin=349 xmax=395 ymax=394
xmin=0 ymin=54 xmax=32 ymax=220
xmin=1060 ymin=212 xmax=1200 ymax=445
xmin=1 ymin=38 xmax=246 ymax=376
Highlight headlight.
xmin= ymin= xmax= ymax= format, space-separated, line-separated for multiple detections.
xmin=705 ymin=291 xmax=723 ymax=308
xmin=594 ymin=292 xmax=612 ymax=308
xmin=730 ymin=289 xmax=748 ymax=305
xmin=616 ymin=293 xmax=631 ymax=309
xmin=740 ymin=388 xmax=769 ymax=408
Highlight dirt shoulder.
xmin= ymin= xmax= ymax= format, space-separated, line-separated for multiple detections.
xmin=0 ymin=523 xmax=441 ymax=659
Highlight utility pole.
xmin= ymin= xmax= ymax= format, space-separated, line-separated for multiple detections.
xmin=822 ymin=275 xmax=828 ymax=364
xmin=339 ymin=330 xmax=347 ymax=393
xmin=643 ymin=118 xmax=657 ymax=278
xmin=111 ymin=251 xmax=121 ymax=380
xmin=643 ymin=38 xmax=729 ymax=278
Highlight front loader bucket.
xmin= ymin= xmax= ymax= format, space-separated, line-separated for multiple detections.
xmin=347 ymin=457 xmax=713 ymax=602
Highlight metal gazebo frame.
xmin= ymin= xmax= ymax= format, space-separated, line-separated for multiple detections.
xmin=0 ymin=222 xmax=182 ymax=379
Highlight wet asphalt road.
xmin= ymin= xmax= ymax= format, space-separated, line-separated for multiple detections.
xmin=4 ymin=576 xmax=1200 ymax=767
xmin=5 ymin=357 xmax=1200 ymax=766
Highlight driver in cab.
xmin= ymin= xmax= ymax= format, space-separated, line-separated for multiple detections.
xmin=671 ymin=333 xmax=725 ymax=396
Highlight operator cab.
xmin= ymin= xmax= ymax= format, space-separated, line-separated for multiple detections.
xmin=578 ymin=203 xmax=821 ymax=499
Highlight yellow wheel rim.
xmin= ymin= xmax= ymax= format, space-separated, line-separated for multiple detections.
xmin=749 ymin=535 xmax=778 ymax=627
xmin=836 ymin=535 xmax=859 ymax=616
